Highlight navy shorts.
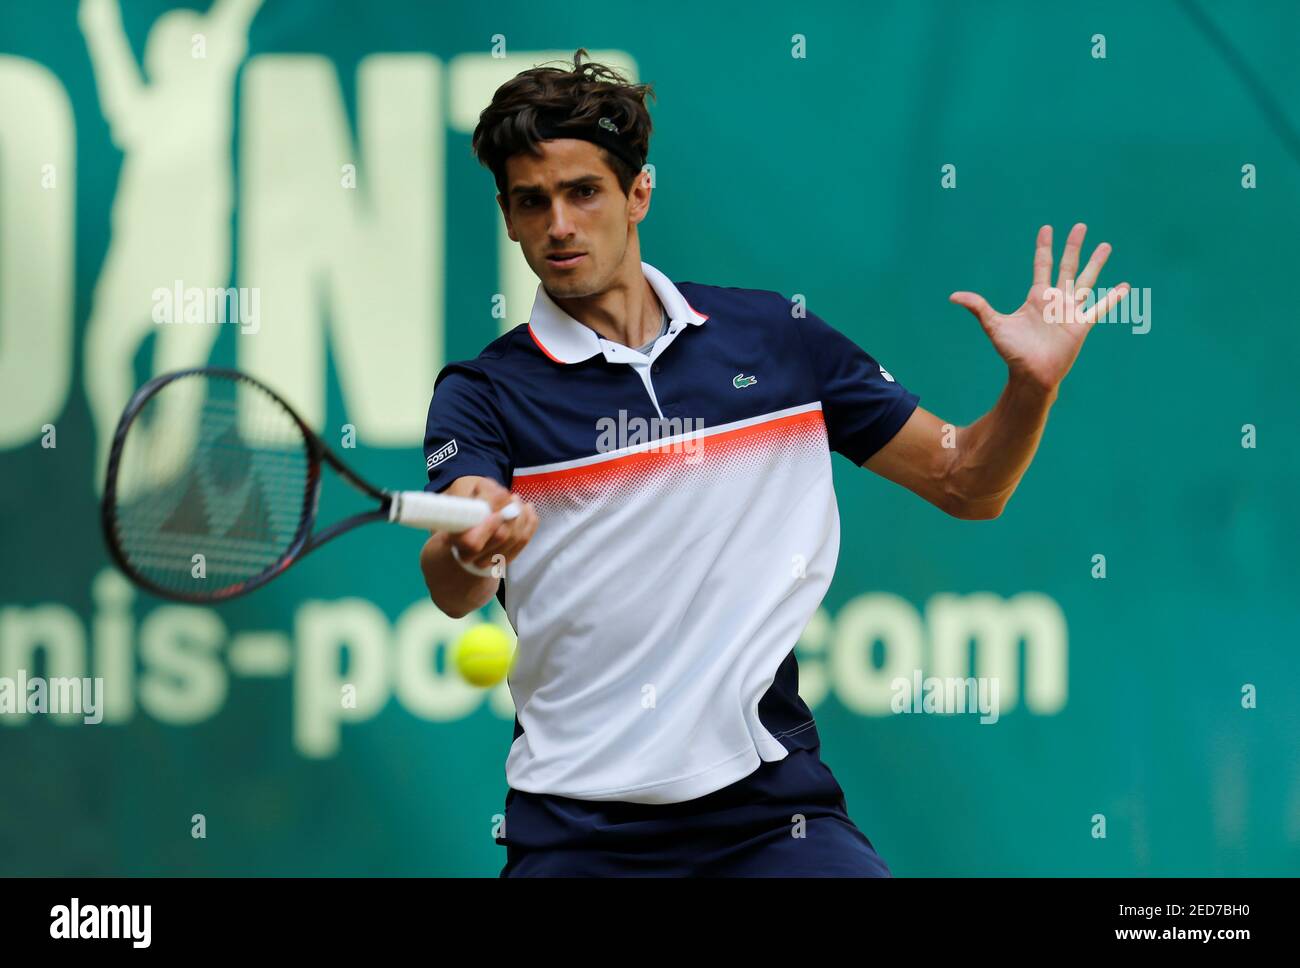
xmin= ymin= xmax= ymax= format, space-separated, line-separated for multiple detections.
xmin=498 ymin=748 xmax=892 ymax=877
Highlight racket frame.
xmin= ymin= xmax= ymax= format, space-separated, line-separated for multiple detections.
xmin=102 ymin=366 xmax=398 ymax=604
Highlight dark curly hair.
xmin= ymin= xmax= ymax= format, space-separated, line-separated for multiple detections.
xmin=471 ymin=49 xmax=656 ymax=201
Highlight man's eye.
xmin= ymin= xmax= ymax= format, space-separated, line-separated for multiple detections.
xmin=520 ymin=197 xmax=540 ymax=209
xmin=577 ymin=185 xmax=597 ymax=198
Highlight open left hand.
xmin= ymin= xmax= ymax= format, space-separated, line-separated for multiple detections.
xmin=949 ymin=223 xmax=1130 ymax=393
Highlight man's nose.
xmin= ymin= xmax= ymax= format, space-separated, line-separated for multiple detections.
xmin=548 ymin=200 xmax=575 ymax=238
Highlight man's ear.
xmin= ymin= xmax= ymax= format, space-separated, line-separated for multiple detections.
xmin=496 ymin=193 xmax=518 ymax=243
xmin=628 ymin=170 xmax=652 ymax=224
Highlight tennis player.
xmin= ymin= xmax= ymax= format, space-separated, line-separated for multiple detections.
xmin=418 ymin=50 xmax=1128 ymax=877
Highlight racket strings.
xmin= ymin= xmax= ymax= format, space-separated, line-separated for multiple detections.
xmin=109 ymin=374 xmax=312 ymax=596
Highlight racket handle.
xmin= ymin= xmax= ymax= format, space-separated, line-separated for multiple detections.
xmin=388 ymin=491 xmax=519 ymax=533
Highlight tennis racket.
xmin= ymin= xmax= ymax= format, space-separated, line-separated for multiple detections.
xmin=101 ymin=366 xmax=515 ymax=603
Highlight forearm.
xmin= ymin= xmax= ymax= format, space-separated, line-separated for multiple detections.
xmin=948 ymin=373 xmax=1059 ymax=518
xmin=419 ymin=532 xmax=499 ymax=619
xmin=80 ymin=3 xmax=143 ymax=107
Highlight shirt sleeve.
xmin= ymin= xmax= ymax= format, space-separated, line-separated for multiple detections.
xmin=791 ymin=302 xmax=921 ymax=465
xmin=422 ymin=364 xmax=513 ymax=493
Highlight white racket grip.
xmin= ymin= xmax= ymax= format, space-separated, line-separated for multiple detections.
xmin=388 ymin=491 xmax=520 ymax=533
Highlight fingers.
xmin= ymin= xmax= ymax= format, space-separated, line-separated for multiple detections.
xmin=443 ymin=475 xmax=514 ymax=532
xmin=496 ymin=503 xmax=540 ymax=564
xmin=452 ymin=498 xmax=538 ymax=572
xmin=1074 ymin=241 xmax=1112 ymax=293
xmin=1081 ymin=282 xmax=1130 ymax=326
xmin=466 ymin=501 xmax=537 ymax=571
xmin=454 ymin=499 xmax=513 ymax=555
xmin=1055 ymin=222 xmax=1087 ymax=289
xmin=1032 ymin=224 xmax=1053 ymax=287
xmin=949 ymin=291 xmax=994 ymax=325
xmin=450 ymin=510 xmax=503 ymax=559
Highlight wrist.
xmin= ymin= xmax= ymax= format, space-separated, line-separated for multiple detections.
xmin=1007 ymin=369 xmax=1059 ymax=406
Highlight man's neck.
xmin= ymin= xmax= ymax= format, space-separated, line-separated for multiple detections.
xmin=549 ymin=263 xmax=665 ymax=350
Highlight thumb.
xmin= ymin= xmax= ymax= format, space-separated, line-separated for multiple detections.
xmin=949 ymin=291 xmax=994 ymax=324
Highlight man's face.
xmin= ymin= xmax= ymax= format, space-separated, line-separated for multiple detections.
xmin=498 ymin=139 xmax=649 ymax=299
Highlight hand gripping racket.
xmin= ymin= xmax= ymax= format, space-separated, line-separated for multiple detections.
xmin=100 ymin=367 xmax=515 ymax=603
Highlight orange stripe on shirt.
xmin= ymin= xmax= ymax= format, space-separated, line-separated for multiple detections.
xmin=513 ymin=408 xmax=826 ymax=496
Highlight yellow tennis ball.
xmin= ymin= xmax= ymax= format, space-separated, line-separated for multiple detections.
xmin=454 ymin=623 xmax=514 ymax=688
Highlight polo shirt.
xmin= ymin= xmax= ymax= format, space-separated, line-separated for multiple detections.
xmin=422 ymin=261 xmax=920 ymax=805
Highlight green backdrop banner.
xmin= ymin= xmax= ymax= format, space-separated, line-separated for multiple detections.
xmin=1 ymin=0 xmax=1297 ymax=875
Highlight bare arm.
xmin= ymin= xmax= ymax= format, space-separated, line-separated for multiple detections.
xmin=78 ymin=0 xmax=145 ymax=130
xmin=865 ymin=382 xmax=1056 ymax=519
xmin=419 ymin=475 xmax=537 ymax=619
xmin=865 ymin=222 xmax=1130 ymax=519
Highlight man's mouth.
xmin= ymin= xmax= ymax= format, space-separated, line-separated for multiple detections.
xmin=546 ymin=252 xmax=586 ymax=269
